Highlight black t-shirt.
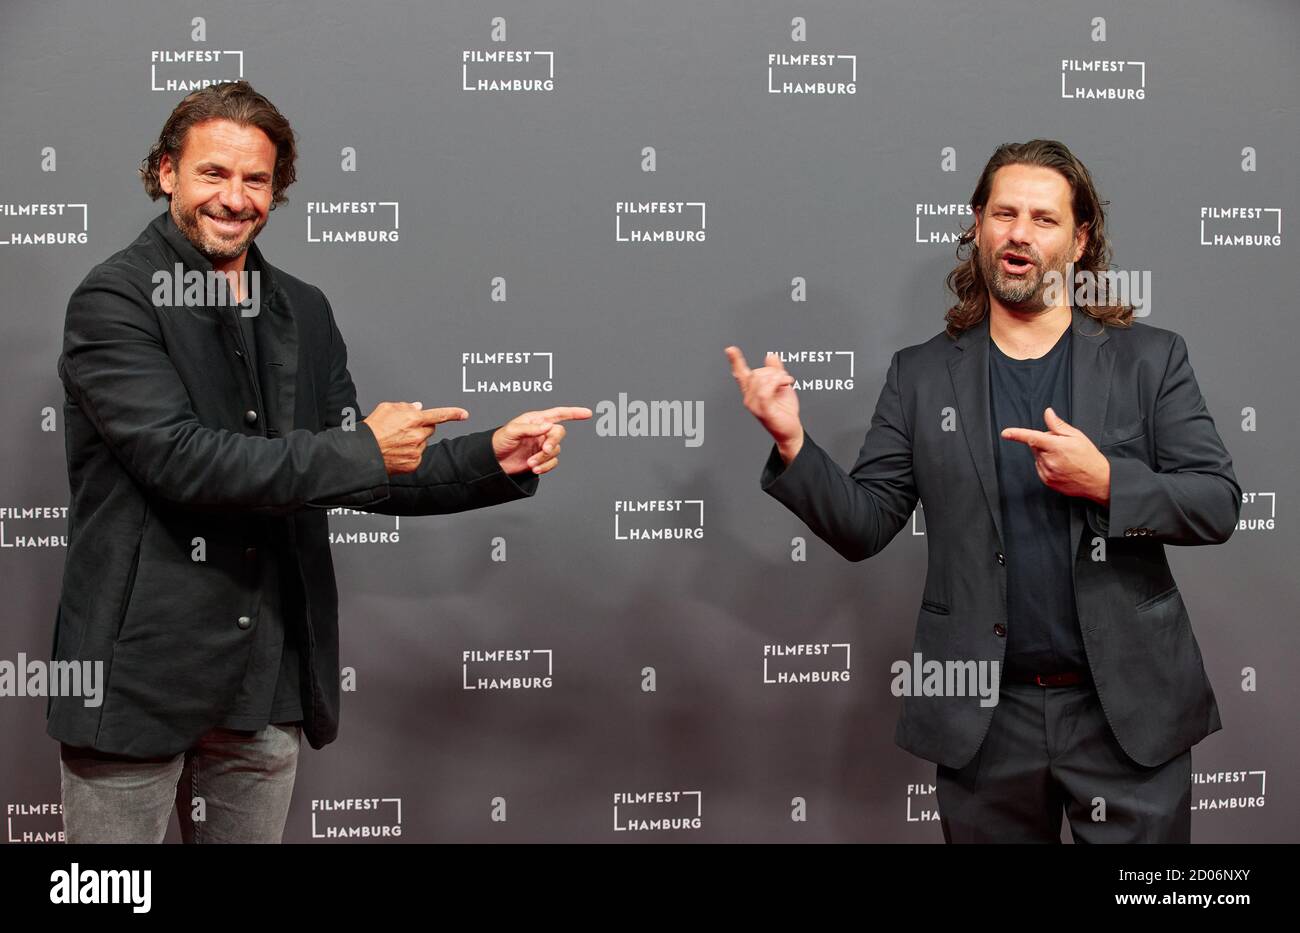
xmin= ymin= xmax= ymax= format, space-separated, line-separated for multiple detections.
xmin=988 ymin=327 xmax=1087 ymax=678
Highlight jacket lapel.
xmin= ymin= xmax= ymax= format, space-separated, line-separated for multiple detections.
xmin=1066 ymin=305 xmax=1113 ymax=557
xmin=948 ymin=316 xmax=1003 ymax=545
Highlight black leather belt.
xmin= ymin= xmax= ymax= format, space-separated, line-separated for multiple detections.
xmin=1007 ymin=671 xmax=1090 ymax=687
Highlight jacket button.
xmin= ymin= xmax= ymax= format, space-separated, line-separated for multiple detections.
xmin=995 ymin=552 xmax=1005 ymax=566
xmin=244 ymin=410 xmax=258 ymax=425
xmin=237 ymin=615 xmax=253 ymax=630
xmin=244 ymin=546 xmax=257 ymax=561
xmin=993 ymin=623 xmax=1006 ymax=637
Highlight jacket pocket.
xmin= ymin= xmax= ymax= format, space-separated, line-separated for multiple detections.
xmin=1135 ymin=584 xmax=1179 ymax=612
xmin=114 ymin=511 xmax=149 ymax=641
xmin=1100 ymin=415 xmax=1147 ymax=450
xmin=921 ymin=598 xmax=950 ymax=616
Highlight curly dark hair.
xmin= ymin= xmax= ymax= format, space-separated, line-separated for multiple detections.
xmin=140 ymin=81 xmax=297 ymax=209
xmin=944 ymin=139 xmax=1132 ymax=339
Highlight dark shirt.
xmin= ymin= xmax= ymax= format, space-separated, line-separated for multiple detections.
xmin=220 ymin=258 xmax=304 ymax=729
xmin=988 ymin=326 xmax=1088 ymax=678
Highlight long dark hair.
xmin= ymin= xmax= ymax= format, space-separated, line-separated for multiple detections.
xmin=945 ymin=139 xmax=1132 ymax=339
xmin=140 ymin=81 xmax=297 ymax=209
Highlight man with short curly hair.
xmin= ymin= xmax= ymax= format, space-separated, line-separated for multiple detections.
xmin=51 ymin=81 xmax=590 ymax=843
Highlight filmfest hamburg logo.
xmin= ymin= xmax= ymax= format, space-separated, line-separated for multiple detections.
xmin=462 ymin=351 xmax=553 ymax=393
xmin=462 ymin=649 xmax=553 ymax=691
xmin=1236 ymin=492 xmax=1276 ymax=532
xmin=310 ymin=797 xmax=403 ymax=839
xmin=615 ymin=201 xmax=707 ymax=244
xmin=763 ymin=643 xmax=851 ymax=685
xmin=914 ymin=202 xmax=973 ymax=245
xmin=149 ymin=49 xmax=244 ymax=91
xmin=1059 ymin=58 xmax=1146 ymax=100
xmin=1199 ymin=207 xmax=1282 ymax=247
xmin=767 ymin=52 xmax=857 ymax=95
xmin=7 ymin=802 xmax=64 ymax=843
xmin=0 ymin=204 xmax=88 ymax=246
xmin=765 ymin=349 xmax=856 ymax=392
xmin=326 ymin=507 xmax=401 ymax=546
xmin=905 ymin=782 xmax=940 ymax=823
xmin=462 ymin=49 xmax=555 ymax=91
xmin=0 ymin=505 xmax=68 ymax=548
xmin=614 ymin=499 xmax=704 ymax=541
xmin=613 ymin=791 xmax=702 ymax=832
xmin=306 ymin=200 xmax=400 ymax=244
xmin=1190 ymin=770 xmax=1266 ymax=811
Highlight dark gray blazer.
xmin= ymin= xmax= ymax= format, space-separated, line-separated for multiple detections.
xmin=761 ymin=306 xmax=1241 ymax=769
xmin=50 ymin=211 xmax=536 ymax=758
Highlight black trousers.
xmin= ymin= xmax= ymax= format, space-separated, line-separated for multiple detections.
xmin=935 ymin=682 xmax=1192 ymax=843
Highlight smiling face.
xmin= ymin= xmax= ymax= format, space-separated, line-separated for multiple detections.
xmin=158 ymin=118 xmax=276 ymax=268
xmin=974 ymin=163 xmax=1088 ymax=313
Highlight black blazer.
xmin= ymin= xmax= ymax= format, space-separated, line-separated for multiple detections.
xmin=761 ymin=307 xmax=1241 ymax=768
xmin=50 ymin=211 xmax=536 ymax=758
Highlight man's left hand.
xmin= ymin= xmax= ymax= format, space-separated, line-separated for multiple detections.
xmin=1000 ymin=407 xmax=1111 ymax=505
xmin=493 ymin=406 xmax=593 ymax=476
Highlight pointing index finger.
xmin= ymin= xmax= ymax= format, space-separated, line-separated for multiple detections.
xmin=534 ymin=406 xmax=593 ymax=422
xmin=1000 ymin=427 xmax=1054 ymax=448
xmin=413 ymin=407 xmax=470 ymax=426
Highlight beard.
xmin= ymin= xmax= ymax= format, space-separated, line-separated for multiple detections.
xmin=169 ymin=191 xmax=266 ymax=263
xmin=978 ymin=238 xmax=1073 ymax=313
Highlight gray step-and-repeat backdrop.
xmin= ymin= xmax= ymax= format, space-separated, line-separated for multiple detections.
xmin=1 ymin=0 xmax=1295 ymax=842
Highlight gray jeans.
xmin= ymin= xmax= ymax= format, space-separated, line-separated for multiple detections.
xmin=59 ymin=723 xmax=301 ymax=843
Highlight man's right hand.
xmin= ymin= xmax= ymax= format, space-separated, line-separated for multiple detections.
xmin=725 ymin=346 xmax=805 ymax=464
xmin=362 ymin=402 xmax=469 ymax=475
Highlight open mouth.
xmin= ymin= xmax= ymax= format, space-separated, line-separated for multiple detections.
xmin=1000 ymin=251 xmax=1034 ymax=275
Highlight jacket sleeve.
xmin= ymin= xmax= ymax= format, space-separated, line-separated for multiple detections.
xmin=58 ymin=268 xmax=391 ymax=516
xmin=759 ymin=350 xmax=918 ymax=561
xmin=1085 ymin=333 xmax=1241 ymax=545
xmin=314 ymin=290 xmax=538 ymax=516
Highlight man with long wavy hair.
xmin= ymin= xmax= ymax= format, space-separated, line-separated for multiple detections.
xmin=727 ymin=140 xmax=1240 ymax=842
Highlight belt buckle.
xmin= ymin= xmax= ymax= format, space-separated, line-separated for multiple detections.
xmin=1031 ymin=672 xmax=1080 ymax=687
